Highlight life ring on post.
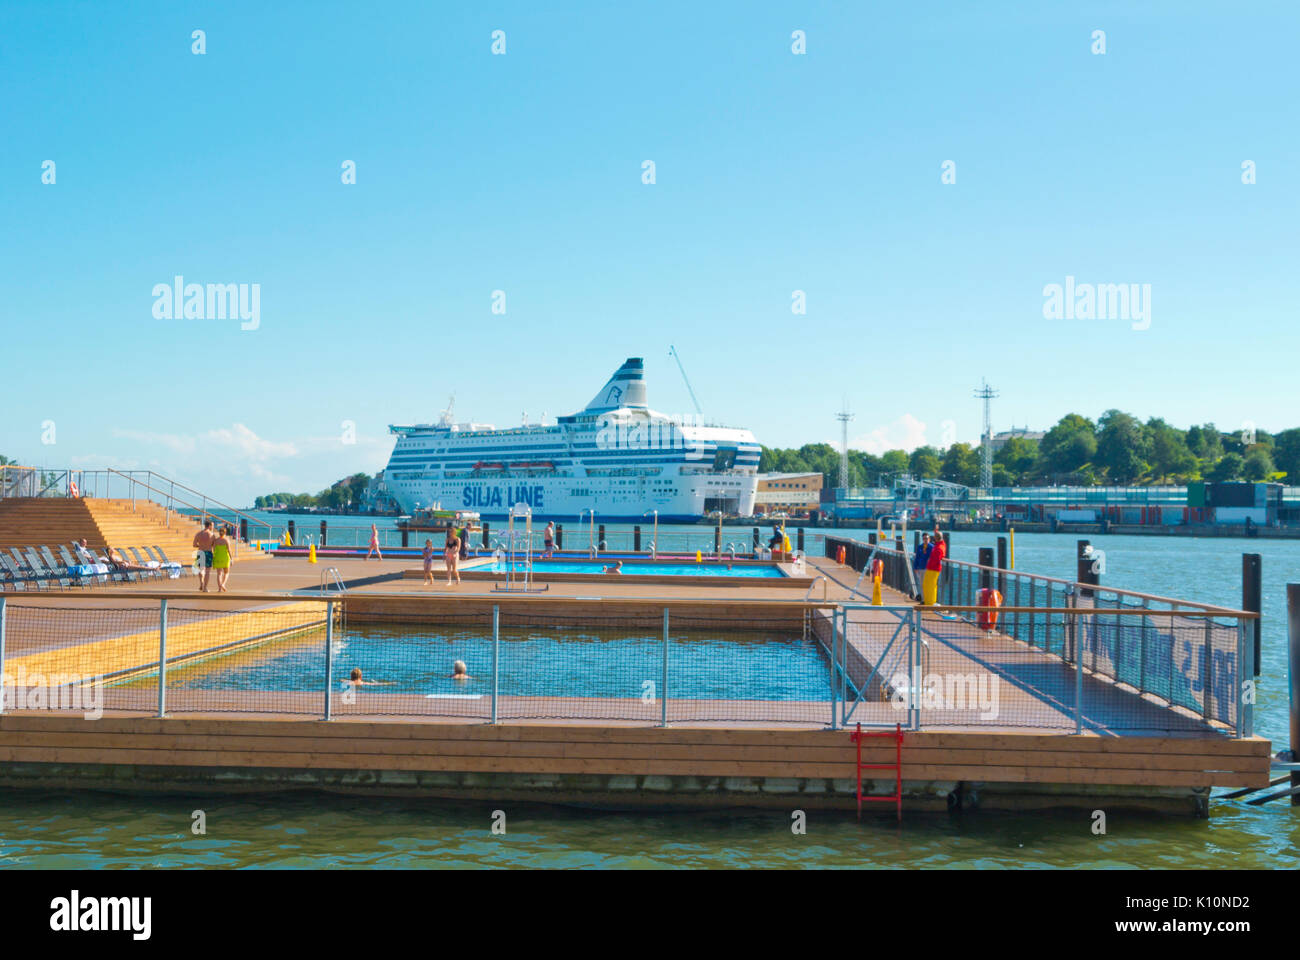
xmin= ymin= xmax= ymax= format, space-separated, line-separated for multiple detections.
xmin=871 ymin=558 xmax=884 ymax=581
xmin=977 ymin=588 xmax=1002 ymax=631
xmin=836 ymin=545 xmax=847 ymax=565
xmin=69 ymin=480 xmax=80 ymax=498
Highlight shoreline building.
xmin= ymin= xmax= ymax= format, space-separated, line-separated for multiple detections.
xmin=753 ymin=472 xmax=822 ymax=517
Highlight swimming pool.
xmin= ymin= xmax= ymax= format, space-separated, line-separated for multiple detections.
xmin=483 ymin=559 xmax=785 ymax=578
xmin=146 ymin=624 xmax=830 ymax=704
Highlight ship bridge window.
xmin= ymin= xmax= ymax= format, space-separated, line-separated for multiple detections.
xmin=712 ymin=446 xmax=737 ymax=470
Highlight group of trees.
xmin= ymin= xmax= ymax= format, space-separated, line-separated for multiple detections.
xmin=253 ymin=473 xmax=372 ymax=510
xmin=759 ymin=412 xmax=1300 ymax=490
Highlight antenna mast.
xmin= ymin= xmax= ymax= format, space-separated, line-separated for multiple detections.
xmin=974 ymin=380 xmax=999 ymax=488
xmin=836 ymin=401 xmax=854 ymax=490
xmin=668 ymin=345 xmax=704 ymax=417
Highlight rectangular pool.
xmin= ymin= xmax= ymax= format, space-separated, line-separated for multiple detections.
xmin=485 ymin=560 xmax=785 ymax=578
xmin=137 ymin=623 xmax=830 ymax=703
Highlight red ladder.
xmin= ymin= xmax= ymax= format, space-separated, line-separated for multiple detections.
xmin=849 ymin=722 xmax=904 ymax=821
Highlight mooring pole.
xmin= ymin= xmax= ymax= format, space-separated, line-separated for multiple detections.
xmin=1076 ymin=539 xmax=1098 ymax=599
xmin=1288 ymin=584 xmax=1300 ymax=804
xmin=978 ymin=547 xmax=993 ymax=593
xmin=996 ymin=536 xmax=1008 ymax=598
xmin=1243 ymin=554 xmax=1262 ymax=676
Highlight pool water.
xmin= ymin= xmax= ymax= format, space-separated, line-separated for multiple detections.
xmin=485 ymin=559 xmax=784 ymax=577
xmin=148 ymin=625 xmax=831 ymax=702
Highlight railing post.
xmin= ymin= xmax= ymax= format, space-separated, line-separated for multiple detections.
xmin=661 ymin=607 xmax=669 ymax=727
xmin=829 ymin=609 xmax=838 ymax=731
xmin=157 ymin=598 xmax=167 ymax=718
xmin=491 ymin=605 xmax=500 ymax=724
xmin=910 ymin=609 xmax=921 ymax=731
xmin=1072 ymin=590 xmax=1083 ymax=735
xmin=1242 ymin=553 xmax=1262 ymax=677
xmin=1139 ymin=598 xmax=1150 ymax=696
xmin=1236 ymin=618 xmax=1248 ymax=739
xmin=0 ymin=596 xmax=7 ymax=715
xmin=1203 ymin=616 xmax=1214 ymax=725
xmin=1288 ymin=584 xmax=1300 ymax=803
xmin=324 ymin=601 xmax=334 ymax=720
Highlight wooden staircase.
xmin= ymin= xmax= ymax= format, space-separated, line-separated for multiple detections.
xmin=0 ymin=497 xmax=235 ymax=561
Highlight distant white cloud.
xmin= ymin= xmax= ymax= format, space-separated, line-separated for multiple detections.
xmin=852 ymin=414 xmax=929 ymax=455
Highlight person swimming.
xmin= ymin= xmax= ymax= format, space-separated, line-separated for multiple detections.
xmin=603 ymin=560 xmax=623 ymax=575
xmin=450 ymin=660 xmax=472 ymax=680
xmin=344 ymin=667 xmax=390 ymax=687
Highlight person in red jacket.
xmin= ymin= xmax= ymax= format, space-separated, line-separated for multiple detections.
xmin=922 ymin=528 xmax=946 ymax=605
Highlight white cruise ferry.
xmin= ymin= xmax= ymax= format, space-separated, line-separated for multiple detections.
xmin=383 ymin=358 xmax=760 ymax=521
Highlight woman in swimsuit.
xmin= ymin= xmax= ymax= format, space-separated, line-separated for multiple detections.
xmin=366 ymin=523 xmax=382 ymax=561
xmin=444 ymin=529 xmax=461 ymax=585
xmin=211 ymin=526 xmax=232 ymax=592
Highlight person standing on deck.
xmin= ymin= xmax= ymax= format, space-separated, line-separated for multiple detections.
xmin=912 ymin=533 xmax=932 ymax=601
xmin=444 ymin=527 xmax=461 ymax=585
xmin=366 ymin=523 xmax=382 ymax=561
xmin=543 ymin=521 xmax=556 ymax=558
xmin=458 ymin=523 xmax=471 ymax=561
xmin=921 ymin=528 xmax=946 ymax=605
xmin=422 ymin=538 xmax=435 ymax=586
xmin=211 ymin=525 xmax=233 ymax=592
xmin=193 ymin=520 xmax=217 ymax=592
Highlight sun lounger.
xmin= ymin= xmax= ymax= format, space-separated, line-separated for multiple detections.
xmin=141 ymin=546 xmax=182 ymax=579
xmin=64 ymin=543 xmax=111 ymax=585
xmin=32 ymin=546 xmax=74 ymax=590
xmin=126 ymin=547 xmax=166 ymax=580
xmin=5 ymin=549 xmax=47 ymax=591
xmin=0 ymin=553 xmax=28 ymax=591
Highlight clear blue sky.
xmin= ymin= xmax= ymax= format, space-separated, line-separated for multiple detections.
xmin=2 ymin=1 xmax=1296 ymax=505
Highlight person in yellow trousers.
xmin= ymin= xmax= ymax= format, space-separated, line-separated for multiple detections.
xmin=921 ymin=527 xmax=946 ymax=605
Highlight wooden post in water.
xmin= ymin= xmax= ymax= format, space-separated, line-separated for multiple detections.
xmin=634 ymin=526 xmax=641 ymax=552
xmin=978 ymin=547 xmax=993 ymax=593
xmin=482 ymin=522 xmax=490 ymax=548
xmin=996 ymin=536 xmax=1008 ymax=598
xmin=556 ymin=524 xmax=563 ymax=549
xmin=1076 ymin=539 xmax=1098 ymax=598
xmin=1288 ymin=583 xmax=1300 ymax=805
xmin=797 ymin=527 xmax=805 ymax=553
xmin=752 ymin=526 xmax=760 ymax=551
xmin=598 ymin=523 xmax=606 ymax=548
xmin=319 ymin=520 xmax=327 ymax=547
xmin=1243 ymin=554 xmax=1262 ymax=676
xmin=287 ymin=520 xmax=296 ymax=545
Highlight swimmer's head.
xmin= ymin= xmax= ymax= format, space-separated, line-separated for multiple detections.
xmin=452 ymin=660 xmax=467 ymax=676
xmin=350 ymin=668 xmax=362 ymax=681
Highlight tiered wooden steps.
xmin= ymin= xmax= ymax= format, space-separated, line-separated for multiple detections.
xmin=0 ymin=497 xmax=209 ymax=560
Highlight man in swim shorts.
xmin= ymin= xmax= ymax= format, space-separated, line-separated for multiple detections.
xmin=192 ymin=520 xmax=216 ymax=592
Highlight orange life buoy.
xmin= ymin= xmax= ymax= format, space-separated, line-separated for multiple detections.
xmin=977 ymin=588 xmax=1002 ymax=631
xmin=871 ymin=558 xmax=884 ymax=582
xmin=69 ymin=480 xmax=79 ymax=497
xmin=836 ymin=545 xmax=847 ymax=565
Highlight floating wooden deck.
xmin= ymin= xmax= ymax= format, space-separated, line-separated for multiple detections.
xmin=0 ymin=555 xmax=1273 ymax=816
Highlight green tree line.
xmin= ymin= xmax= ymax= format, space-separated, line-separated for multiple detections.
xmin=253 ymin=473 xmax=371 ymax=510
xmin=760 ymin=413 xmax=1298 ymax=489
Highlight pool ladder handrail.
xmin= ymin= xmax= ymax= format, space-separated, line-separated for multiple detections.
xmin=803 ymin=575 xmax=827 ymax=601
xmin=319 ymin=566 xmax=347 ymax=595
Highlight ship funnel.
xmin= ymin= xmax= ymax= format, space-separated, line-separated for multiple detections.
xmin=582 ymin=358 xmax=647 ymax=413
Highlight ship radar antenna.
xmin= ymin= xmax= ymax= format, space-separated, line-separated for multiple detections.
xmin=438 ymin=394 xmax=455 ymax=426
xmin=669 ymin=345 xmax=704 ymax=419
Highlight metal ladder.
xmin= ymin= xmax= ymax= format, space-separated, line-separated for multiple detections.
xmin=849 ymin=722 xmax=904 ymax=821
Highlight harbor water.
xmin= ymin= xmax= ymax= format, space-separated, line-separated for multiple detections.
xmin=1 ymin=530 xmax=1297 ymax=869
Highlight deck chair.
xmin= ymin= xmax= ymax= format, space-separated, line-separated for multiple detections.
xmin=0 ymin=553 xmax=27 ymax=591
xmin=141 ymin=546 xmax=182 ymax=579
xmin=126 ymin=547 xmax=164 ymax=580
xmin=56 ymin=545 xmax=92 ymax=588
xmin=35 ymin=546 xmax=75 ymax=590
xmin=6 ymin=549 xmax=48 ymax=591
xmin=64 ymin=538 xmax=110 ymax=582
xmin=99 ymin=547 xmax=138 ymax=584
